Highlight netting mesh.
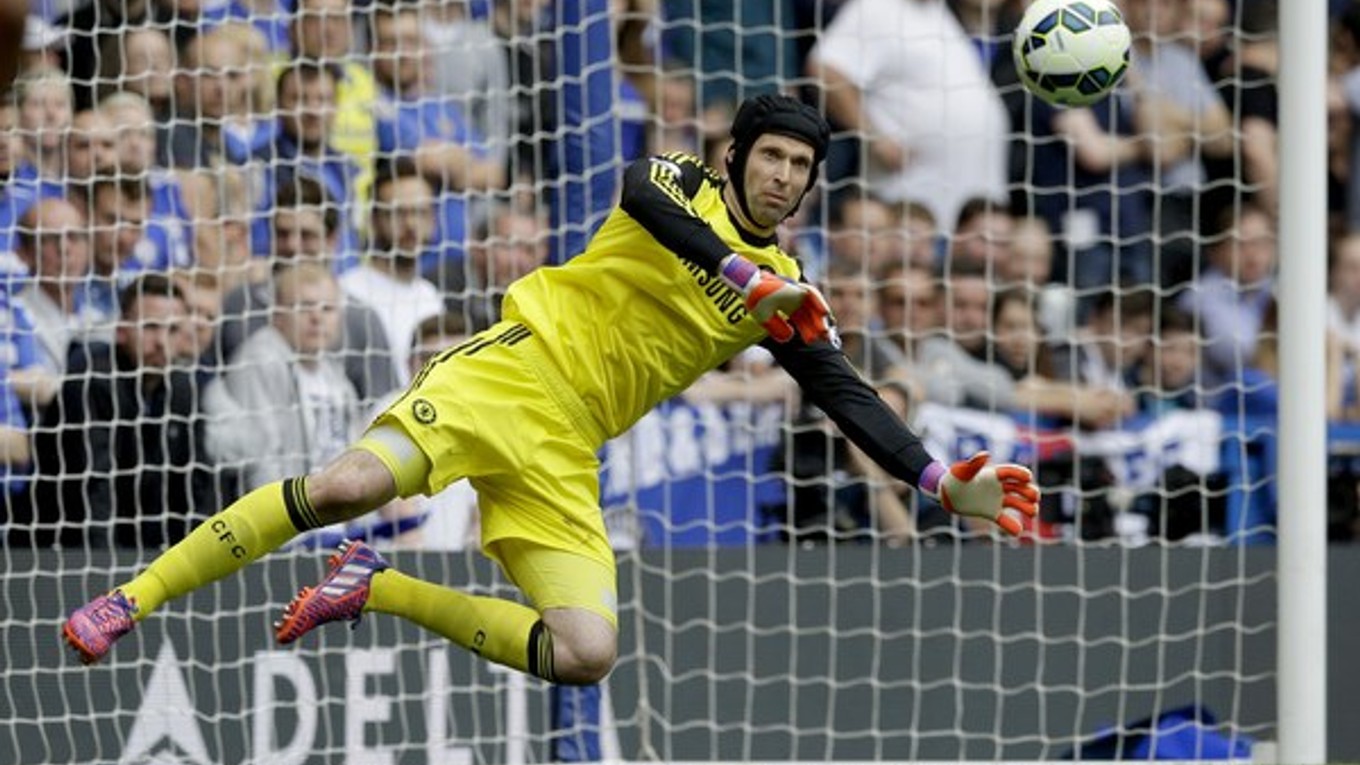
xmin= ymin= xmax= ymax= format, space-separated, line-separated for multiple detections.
xmin=0 ymin=0 xmax=1338 ymax=761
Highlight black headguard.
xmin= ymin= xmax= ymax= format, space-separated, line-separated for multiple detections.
xmin=725 ymin=94 xmax=831 ymax=224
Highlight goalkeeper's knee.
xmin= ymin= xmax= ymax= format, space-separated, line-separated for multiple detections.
xmin=541 ymin=609 xmax=618 ymax=685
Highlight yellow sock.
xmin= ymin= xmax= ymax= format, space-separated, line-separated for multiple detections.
xmin=119 ymin=478 xmax=317 ymax=619
xmin=365 ymin=569 xmax=555 ymax=681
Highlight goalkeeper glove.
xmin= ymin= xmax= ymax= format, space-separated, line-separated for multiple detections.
xmin=918 ymin=451 xmax=1040 ymax=536
xmin=719 ymin=254 xmax=836 ymax=345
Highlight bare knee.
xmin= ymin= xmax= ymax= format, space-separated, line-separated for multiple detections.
xmin=542 ymin=608 xmax=617 ymax=685
xmin=307 ymin=450 xmax=399 ymax=525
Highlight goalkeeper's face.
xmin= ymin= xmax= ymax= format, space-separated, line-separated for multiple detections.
xmin=737 ymin=134 xmax=815 ymax=229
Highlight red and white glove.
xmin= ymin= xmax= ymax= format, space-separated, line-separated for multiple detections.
xmin=720 ymin=254 xmax=836 ymax=345
xmin=918 ymin=452 xmax=1040 ymax=536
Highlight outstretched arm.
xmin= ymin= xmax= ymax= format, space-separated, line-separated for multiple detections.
xmin=767 ymin=338 xmax=935 ymax=482
xmin=767 ymin=338 xmax=1040 ymax=535
xmin=619 ymin=154 xmax=834 ymax=345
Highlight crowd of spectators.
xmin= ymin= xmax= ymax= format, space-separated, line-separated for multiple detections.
xmin=0 ymin=0 xmax=1353 ymax=550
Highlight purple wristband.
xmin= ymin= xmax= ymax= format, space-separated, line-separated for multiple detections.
xmin=719 ymin=254 xmax=759 ymax=292
xmin=918 ymin=461 xmax=947 ymax=496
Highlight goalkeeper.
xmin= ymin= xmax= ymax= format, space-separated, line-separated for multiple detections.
xmin=64 ymin=95 xmax=1039 ymax=683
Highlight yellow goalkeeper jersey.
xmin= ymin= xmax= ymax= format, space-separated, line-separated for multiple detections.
xmin=501 ymin=153 xmax=801 ymax=440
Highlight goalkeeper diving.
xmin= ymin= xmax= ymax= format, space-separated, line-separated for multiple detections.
xmin=64 ymin=95 xmax=1040 ymax=683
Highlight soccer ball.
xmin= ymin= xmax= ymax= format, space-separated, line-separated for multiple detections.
xmin=1013 ymin=0 xmax=1132 ymax=107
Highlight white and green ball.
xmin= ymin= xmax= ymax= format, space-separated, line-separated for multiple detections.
xmin=1013 ymin=0 xmax=1132 ymax=107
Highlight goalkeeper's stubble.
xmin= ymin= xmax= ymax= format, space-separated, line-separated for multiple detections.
xmin=117 ymin=478 xmax=559 ymax=681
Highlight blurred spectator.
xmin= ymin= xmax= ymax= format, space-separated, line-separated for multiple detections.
xmin=1019 ymin=80 xmax=1159 ymax=298
xmin=1008 ymin=285 xmax=1137 ymax=430
xmin=1250 ymin=297 xmax=1358 ymax=540
xmin=987 ymin=287 xmax=1047 ymax=383
xmin=1136 ymin=305 xmax=1204 ymax=416
xmin=824 ymin=191 xmax=906 ymax=278
xmin=1334 ymin=57 xmax=1355 ymax=239
xmin=1177 ymin=203 xmax=1276 ymax=391
xmin=238 ymin=0 xmax=291 ymax=53
xmin=160 ymin=0 xmax=257 ymax=48
xmin=986 ymin=288 xmax=1129 ymax=540
xmin=611 ymin=0 xmax=657 ymax=162
xmin=370 ymin=0 xmax=505 ymax=271
xmin=947 ymin=0 xmax=1010 ymax=71
xmin=614 ymin=69 xmax=651 ymax=165
xmin=1186 ymin=0 xmax=1232 ymax=79
xmin=21 ymin=15 xmax=65 ymax=73
xmin=438 ymin=199 xmax=550 ymax=333
xmin=1320 ymin=236 xmax=1360 ymax=420
xmin=490 ymin=0 xmax=555 ymax=190
xmin=948 ymin=196 xmax=1012 ymax=276
xmin=649 ymin=62 xmax=702 ymax=158
xmin=0 ymin=287 xmax=35 ymax=525
xmin=12 ymin=198 xmax=108 ymax=390
xmin=875 ymin=262 xmax=941 ymax=364
xmin=918 ymin=262 xmax=1133 ymax=427
xmin=1334 ymin=6 xmax=1360 ymax=233
xmin=1330 ymin=234 xmax=1360 ymax=371
xmin=660 ymin=0 xmax=798 ymax=124
xmin=290 ymin=0 xmax=378 ymax=213
xmin=212 ymin=21 xmax=275 ymax=115
xmin=0 ymin=98 xmax=38 ymax=260
xmin=99 ymin=92 xmax=196 ymax=272
xmin=206 ymin=261 xmax=360 ymax=490
xmin=808 ymin=0 xmax=1008 ymax=230
xmin=341 ymin=159 xmax=442 ymax=382
xmin=614 ymin=0 xmax=659 ymax=124
xmin=15 ymin=67 xmax=72 ymax=192
xmin=823 ymin=257 xmax=919 ymax=400
xmin=0 ymin=97 xmax=22 ymax=182
xmin=1124 ymin=0 xmax=1235 ymax=289
xmin=425 ymin=0 xmax=511 ymax=167
xmin=916 ymin=261 xmax=1014 ymax=410
xmin=185 ymin=164 xmax=254 ymax=294
xmin=1126 ymin=306 xmax=1229 ymax=543
xmin=171 ymin=272 xmax=221 ymax=365
xmin=101 ymin=92 xmax=158 ymax=177
xmin=0 ymin=71 xmax=70 ymax=259
xmin=65 ymin=108 xmax=117 ymax=186
xmin=82 ymin=177 xmax=152 ymax=315
xmin=1201 ymin=0 xmax=1277 ymax=222
xmin=1007 ymin=215 xmax=1073 ymax=340
xmin=901 ymin=198 xmax=939 ymax=272
xmin=215 ymin=176 xmax=397 ymax=401
xmin=95 ymin=27 xmax=174 ymax=121
xmin=0 ymin=80 xmax=66 ymax=258
xmin=252 ymin=61 xmax=360 ymax=267
xmin=165 ymin=28 xmax=259 ymax=168
xmin=58 ymin=0 xmax=155 ymax=111
xmin=28 ymin=273 xmax=217 ymax=548
xmin=1050 ymin=288 xmax=1155 ymax=399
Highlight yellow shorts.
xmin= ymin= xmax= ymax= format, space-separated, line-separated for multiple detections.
xmin=370 ymin=321 xmax=617 ymax=586
xmin=491 ymin=538 xmax=618 ymax=627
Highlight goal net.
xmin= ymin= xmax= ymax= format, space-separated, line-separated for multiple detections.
xmin=0 ymin=0 xmax=1324 ymax=762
